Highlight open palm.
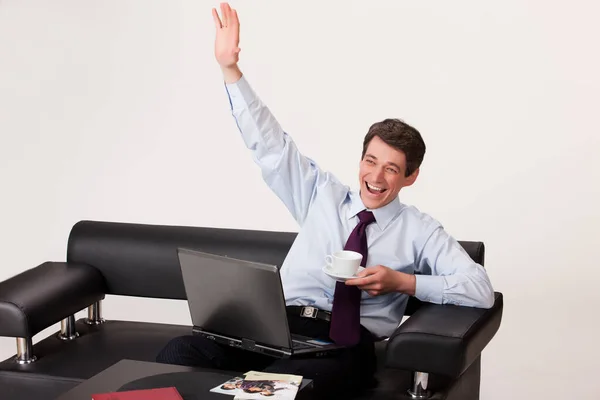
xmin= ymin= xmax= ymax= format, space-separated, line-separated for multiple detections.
xmin=212 ymin=3 xmax=241 ymax=68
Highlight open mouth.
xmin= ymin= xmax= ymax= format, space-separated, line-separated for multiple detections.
xmin=365 ymin=182 xmax=387 ymax=195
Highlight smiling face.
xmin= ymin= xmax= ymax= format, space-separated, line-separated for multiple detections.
xmin=359 ymin=135 xmax=419 ymax=209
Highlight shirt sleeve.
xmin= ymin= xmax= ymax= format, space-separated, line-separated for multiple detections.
xmin=224 ymin=75 xmax=331 ymax=226
xmin=413 ymin=222 xmax=495 ymax=309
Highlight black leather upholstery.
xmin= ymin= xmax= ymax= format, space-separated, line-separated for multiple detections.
xmin=0 ymin=319 xmax=193 ymax=400
xmin=0 ymin=319 xmax=475 ymax=400
xmin=0 ymin=320 xmax=193 ymax=379
xmin=0 ymin=220 xmax=502 ymax=400
xmin=386 ymin=292 xmax=503 ymax=377
xmin=0 ymin=262 xmax=106 ymax=337
xmin=455 ymin=241 xmax=485 ymax=267
xmin=66 ymin=220 xmax=296 ymax=299
xmin=66 ymin=221 xmax=486 ymax=300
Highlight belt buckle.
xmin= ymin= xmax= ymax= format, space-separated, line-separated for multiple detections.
xmin=300 ymin=306 xmax=318 ymax=319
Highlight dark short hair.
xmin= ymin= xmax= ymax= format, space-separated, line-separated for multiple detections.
xmin=361 ymin=118 xmax=426 ymax=177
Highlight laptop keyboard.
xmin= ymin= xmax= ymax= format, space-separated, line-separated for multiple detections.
xmin=292 ymin=339 xmax=317 ymax=350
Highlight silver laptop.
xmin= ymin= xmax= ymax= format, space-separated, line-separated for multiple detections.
xmin=176 ymin=247 xmax=344 ymax=358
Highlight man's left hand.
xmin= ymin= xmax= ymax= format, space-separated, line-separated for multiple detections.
xmin=345 ymin=265 xmax=416 ymax=297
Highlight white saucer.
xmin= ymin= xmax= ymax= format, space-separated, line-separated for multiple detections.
xmin=323 ymin=265 xmax=365 ymax=282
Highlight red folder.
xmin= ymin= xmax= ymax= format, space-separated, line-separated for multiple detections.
xmin=91 ymin=386 xmax=183 ymax=400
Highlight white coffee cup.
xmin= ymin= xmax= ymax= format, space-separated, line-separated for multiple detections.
xmin=325 ymin=250 xmax=362 ymax=276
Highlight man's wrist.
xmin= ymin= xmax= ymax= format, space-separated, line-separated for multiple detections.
xmin=395 ymin=271 xmax=416 ymax=296
xmin=221 ymin=65 xmax=242 ymax=83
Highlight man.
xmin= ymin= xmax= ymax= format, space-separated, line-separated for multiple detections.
xmin=156 ymin=3 xmax=494 ymax=398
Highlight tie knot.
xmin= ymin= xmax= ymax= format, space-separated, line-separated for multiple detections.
xmin=357 ymin=210 xmax=376 ymax=225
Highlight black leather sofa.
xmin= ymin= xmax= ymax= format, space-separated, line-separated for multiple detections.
xmin=0 ymin=220 xmax=503 ymax=400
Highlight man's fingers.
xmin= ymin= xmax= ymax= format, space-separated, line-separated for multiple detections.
xmin=221 ymin=3 xmax=229 ymax=26
xmin=357 ymin=282 xmax=383 ymax=291
xmin=355 ymin=267 xmax=377 ymax=278
xmin=345 ymin=274 xmax=375 ymax=286
xmin=342 ymin=266 xmax=389 ymax=295
xmin=225 ymin=3 xmax=235 ymax=27
xmin=344 ymin=277 xmax=362 ymax=286
xmin=346 ymin=267 xmax=380 ymax=286
xmin=212 ymin=8 xmax=222 ymax=29
xmin=231 ymin=8 xmax=240 ymax=26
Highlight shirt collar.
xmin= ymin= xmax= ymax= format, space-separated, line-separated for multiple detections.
xmin=348 ymin=190 xmax=403 ymax=231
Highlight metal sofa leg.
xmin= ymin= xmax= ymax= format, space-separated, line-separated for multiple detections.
xmin=57 ymin=315 xmax=79 ymax=340
xmin=84 ymin=301 xmax=105 ymax=325
xmin=408 ymin=371 xmax=430 ymax=399
xmin=15 ymin=337 xmax=36 ymax=364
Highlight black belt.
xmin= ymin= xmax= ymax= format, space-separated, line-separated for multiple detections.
xmin=287 ymin=306 xmax=331 ymax=322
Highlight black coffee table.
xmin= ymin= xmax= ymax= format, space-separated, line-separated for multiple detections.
xmin=55 ymin=359 xmax=313 ymax=400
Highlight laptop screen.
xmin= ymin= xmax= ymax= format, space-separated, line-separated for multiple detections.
xmin=177 ymin=248 xmax=292 ymax=350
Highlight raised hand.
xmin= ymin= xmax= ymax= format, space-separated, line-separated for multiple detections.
xmin=212 ymin=2 xmax=241 ymax=80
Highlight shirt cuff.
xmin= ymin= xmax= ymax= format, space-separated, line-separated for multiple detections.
xmin=224 ymin=74 xmax=255 ymax=111
xmin=414 ymin=274 xmax=444 ymax=304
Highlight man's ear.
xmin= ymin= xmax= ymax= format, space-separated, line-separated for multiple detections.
xmin=405 ymin=168 xmax=419 ymax=186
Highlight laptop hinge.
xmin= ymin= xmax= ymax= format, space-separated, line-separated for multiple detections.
xmin=241 ymin=338 xmax=256 ymax=351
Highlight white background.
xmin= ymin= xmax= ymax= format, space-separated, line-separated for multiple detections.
xmin=1 ymin=1 xmax=599 ymax=399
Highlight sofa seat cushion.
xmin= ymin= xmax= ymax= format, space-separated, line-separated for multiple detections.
xmin=0 ymin=319 xmax=193 ymax=380
xmin=0 ymin=319 xmax=468 ymax=400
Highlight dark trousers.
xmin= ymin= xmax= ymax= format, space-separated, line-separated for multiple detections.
xmin=156 ymin=310 xmax=377 ymax=399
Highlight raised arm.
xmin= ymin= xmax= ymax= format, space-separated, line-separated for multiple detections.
xmin=212 ymin=3 xmax=335 ymax=225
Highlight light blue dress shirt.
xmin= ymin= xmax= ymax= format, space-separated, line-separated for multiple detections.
xmin=225 ymin=76 xmax=495 ymax=339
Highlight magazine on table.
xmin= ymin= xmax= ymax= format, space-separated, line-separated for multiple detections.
xmin=210 ymin=370 xmax=302 ymax=399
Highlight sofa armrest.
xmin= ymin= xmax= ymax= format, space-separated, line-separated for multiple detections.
xmin=0 ymin=262 xmax=106 ymax=338
xmin=385 ymin=292 xmax=503 ymax=378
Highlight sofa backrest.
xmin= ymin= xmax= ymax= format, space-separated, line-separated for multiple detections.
xmin=66 ymin=220 xmax=297 ymax=300
xmin=66 ymin=220 xmax=485 ymax=302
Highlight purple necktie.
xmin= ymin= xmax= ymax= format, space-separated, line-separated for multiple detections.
xmin=329 ymin=210 xmax=376 ymax=346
